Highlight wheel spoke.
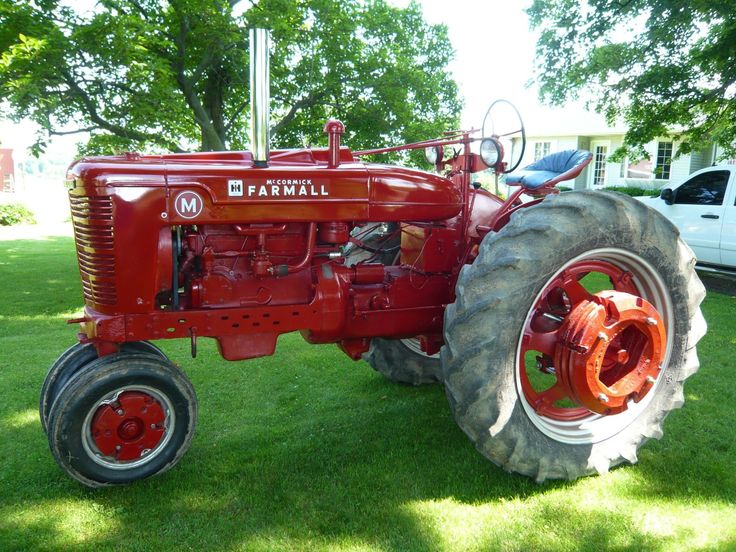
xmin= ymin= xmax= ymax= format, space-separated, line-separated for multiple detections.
xmin=561 ymin=277 xmax=593 ymax=306
xmin=533 ymin=383 xmax=569 ymax=415
xmin=498 ymin=128 xmax=523 ymax=137
xmin=523 ymin=329 xmax=559 ymax=357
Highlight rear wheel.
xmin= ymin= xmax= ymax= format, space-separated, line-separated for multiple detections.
xmin=442 ymin=191 xmax=706 ymax=481
xmin=46 ymin=352 xmax=197 ymax=487
xmin=40 ymin=341 xmax=165 ymax=434
xmin=364 ymin=338 xmax=441 ymax=385
xmin=350 ymin=225 xmax=442 ymax=385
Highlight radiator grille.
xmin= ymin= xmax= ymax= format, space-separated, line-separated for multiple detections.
xmin=69 ymin=194 xmax=117 ymax=306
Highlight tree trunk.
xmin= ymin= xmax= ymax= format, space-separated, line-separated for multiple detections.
xmin=203 ymin=67 xmax=228 ymax=151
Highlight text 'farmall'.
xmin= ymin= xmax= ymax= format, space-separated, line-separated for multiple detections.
xmin=241 ymin=178 xmax=329 ymax=198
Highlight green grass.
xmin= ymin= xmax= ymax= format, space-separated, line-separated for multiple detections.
xmin=1 ymin=237 xmax=735 ymax=551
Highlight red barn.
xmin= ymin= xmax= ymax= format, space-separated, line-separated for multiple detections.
xmin=0 ymin=148 xmax=15 ymax=193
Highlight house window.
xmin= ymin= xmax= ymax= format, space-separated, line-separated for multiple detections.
xmin=592 ymin=144 xmax=608 ymax=187
xmin=655 ymin=141 xmax=673 ymax=179
xmin=534 ymin=142 xmax=551 ymax=161
xmin=1 ymin=174 xmax=13 ymax=194
xmin=625 ymin=157 xmax=653 ymax=179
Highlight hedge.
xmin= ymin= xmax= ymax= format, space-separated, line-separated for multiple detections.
xmin=0 ymin=203 xmax=36 ymax=226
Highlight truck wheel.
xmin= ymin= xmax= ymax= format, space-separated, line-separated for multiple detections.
xmin=364 ymin=338 xmax=441 ymax=385
xmin=39 ymin=341 xmax=165 ymax=434
xmin=442 ymin=191 xmax=706 ymax=482
xmin=46 ymin=352 xmax=197 ymax=487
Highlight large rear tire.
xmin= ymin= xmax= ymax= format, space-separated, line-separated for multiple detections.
xmin=442 ymin=191 xmax=706 ymax=482
xmin=364 ymin=338 xmax=441 ymax=385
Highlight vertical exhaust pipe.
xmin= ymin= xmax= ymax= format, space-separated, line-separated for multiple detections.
xmin=250 ymin=28 xmax=270 ymax=167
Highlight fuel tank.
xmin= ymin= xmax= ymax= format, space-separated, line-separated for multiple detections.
xmin=68 ymin=147 xmax=463 ymax=225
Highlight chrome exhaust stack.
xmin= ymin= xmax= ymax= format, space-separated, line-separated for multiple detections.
xmin=250 ymin=28 xmax=270 ymax=167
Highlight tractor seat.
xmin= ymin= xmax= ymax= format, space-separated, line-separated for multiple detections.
xmin=506 ymin=149 xmax=593 ymax=190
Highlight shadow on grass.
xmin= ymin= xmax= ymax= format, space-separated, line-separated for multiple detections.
xmin=0 ymin=391 xmax=637 ymax=551
xmin=2 ymin=238 xmax=735 ymax=550
xmin=698 ymin=272 xmax=736 ymax=297
xmin=3 ymin=345 xmax=734 ymax=551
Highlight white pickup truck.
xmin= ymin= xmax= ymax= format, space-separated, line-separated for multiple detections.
xmin=639 ymin=165 xmax=736 ymax=274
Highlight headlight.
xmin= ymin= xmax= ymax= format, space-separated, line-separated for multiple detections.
xmin=425 ymin=146 xmax=443 ymax=165
xmin=480 ymin=138 xmax=502 ymax=167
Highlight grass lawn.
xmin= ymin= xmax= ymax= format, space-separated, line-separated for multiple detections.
xmin=0 ymin=235 xmax=735 ymax=551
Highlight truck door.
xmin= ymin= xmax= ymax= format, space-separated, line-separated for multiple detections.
xmin=720 ymin=169 xmax=736 ymax=268
xmin=666 ymin=169 xmax=731 ymax=264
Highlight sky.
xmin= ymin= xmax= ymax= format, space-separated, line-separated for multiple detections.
xmin=1 ymin=0 xmax=609 ymax=163
xmin=395 ymin=0 xmax=545 ymax=129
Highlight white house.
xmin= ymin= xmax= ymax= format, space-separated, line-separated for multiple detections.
xmin=504 ymin=108 xmax=730 ymax=190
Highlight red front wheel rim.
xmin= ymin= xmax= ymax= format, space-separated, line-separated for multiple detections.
xmin=82 ymin=386 xmax=175 ymax=469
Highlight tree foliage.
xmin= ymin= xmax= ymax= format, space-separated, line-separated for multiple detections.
xmin=527 ymin=0 xmax=736 ymax=159
xmin=0 ymin=0 xmax=461 ymax=157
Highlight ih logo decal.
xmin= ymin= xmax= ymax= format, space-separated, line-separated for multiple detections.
xmin=228 ymin=179 xmax=244 ymax=196
xmin=174 ymin=191 xmax=204 ymax=219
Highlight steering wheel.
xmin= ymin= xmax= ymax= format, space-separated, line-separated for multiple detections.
xmin=481 ymin=99 xmax=526 ymax=174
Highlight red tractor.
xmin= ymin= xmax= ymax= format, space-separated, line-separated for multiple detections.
xmin=42 ymin=30 xmax=706 ymax=487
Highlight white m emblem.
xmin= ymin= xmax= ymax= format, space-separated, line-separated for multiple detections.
xmin=174 ymin=191 xmax=204 ymax=219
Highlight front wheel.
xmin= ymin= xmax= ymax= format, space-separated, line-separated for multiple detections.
xmin=442 ymin=191 xmax=706 ymax=482
xmin=39 ymin=341 xmax=166 ymax=434
xmin=46 ymin=352 xmax=197 ymax=487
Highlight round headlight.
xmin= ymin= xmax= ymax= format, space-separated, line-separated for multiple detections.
xmin=425 ymin=146 xmax=443 ymax=165
xmin=480 ymin=138 xmax=501 ymax=167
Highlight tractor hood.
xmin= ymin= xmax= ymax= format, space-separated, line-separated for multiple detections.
xmin=67 ymin=147 xmax=463 ymax=224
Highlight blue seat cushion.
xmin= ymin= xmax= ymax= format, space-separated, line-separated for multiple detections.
xmin=506 ymin=149 xmax=593 ymax=190
xmin=505 ymin=169 xmax=561 ymax=189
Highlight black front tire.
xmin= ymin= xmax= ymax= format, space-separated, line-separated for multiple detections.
xmin=40 ymin=341 xmax=165 ymax=434
xmin=46 ymin=352 xmax=197 ymax=487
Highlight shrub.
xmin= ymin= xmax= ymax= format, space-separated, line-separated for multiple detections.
xmin=602 ymin=186 xmax=660 ymax=197
xmin=0 ymin=203 xmax=37 ymax=226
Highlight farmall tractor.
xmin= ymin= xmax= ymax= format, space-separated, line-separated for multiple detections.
xmin=42 ymin=30 xmax=706 ymax=487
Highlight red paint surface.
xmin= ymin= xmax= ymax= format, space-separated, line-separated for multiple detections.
xmin=91 ymin=391 xmax=166 ymax=461
xmin=73 ymin=122 xmax=645 ymax=368
xmin=67 ymin=126 xmax=497 ymax=361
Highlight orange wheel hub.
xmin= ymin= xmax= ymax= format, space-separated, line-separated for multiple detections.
xmin=554 ymin=291 xmax=666 ymax=415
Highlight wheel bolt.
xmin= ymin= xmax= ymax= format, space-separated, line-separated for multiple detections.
xmin=150 ymin=424 xmax=157 ymax=429
xmin=597 ymin=393 xmax=609 ymax=403
xmin=646 ymin=317 xmax=657 ymax=326
xmin=116 ymin=409 xmax=124 ymax=415
xmin=597 ymin=332 xmax=608 ymax=341
xmin=646 ymin=375 xmax=656 ymax=384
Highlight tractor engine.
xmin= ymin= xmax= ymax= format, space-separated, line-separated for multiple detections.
xmin=65 ymin=144 xmax=493 ymax=362
xmin=176 ymin=223 xmax=317 ymax=310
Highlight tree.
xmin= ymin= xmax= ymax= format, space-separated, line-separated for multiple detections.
xmin=527 ymin=0 xmax=736 ymax=160
xmin=0 ymin=0 xmax=461 ymax=157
